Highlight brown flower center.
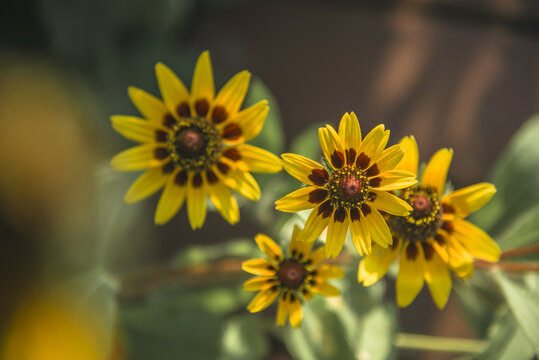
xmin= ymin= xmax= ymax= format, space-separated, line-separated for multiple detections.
xmin=175 ymin=128 xmax=206 ymax=157
xmin=278 ymin=260 xmax=306 ymax=289
xmin=328 ymin=167 xmax=370 ymax=208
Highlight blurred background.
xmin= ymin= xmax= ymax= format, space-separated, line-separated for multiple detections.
xmin=1 ymin=0 xmax=539 ymax=359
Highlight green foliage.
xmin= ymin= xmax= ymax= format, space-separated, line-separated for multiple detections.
xmin=220 ymin=315 xmax=270 ymax=360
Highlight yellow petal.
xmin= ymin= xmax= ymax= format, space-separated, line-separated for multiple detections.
xmin=349 ymin=208 xmax=371 ymax=256
xmin=275 ymin=293 xmax=288 ymax=326
xmin=338 ymin=112 xmax=361 ymax=151
xmin=125 ymin=167 xmax=169 ymax=203
xmin=318 ymin=125 xmax=346 ymax=169
xmin=314 ymin=265 xmax=344 ymax=279
xmin=420 ymin=148 xmax=453 ymax=195
xmin=306 ymin=246 xmax=327 ymax=269
xmin=275 ymin=186 xmax=324 ymax=213
xmin=373 ymin=170 xmax=417 ymax=191
xmin=309 ymin=280 xmax=340 ymax=297
xmin=358 ymin=239 xmax=401 ymax=286
xmin=254 ymin=234 xmax=283 ymax=262
xmin=446 ymin=235 xmax=475 ymax=278
xmin=423 ymin=245 xmax=452 ymax=309
xmin=374 ymin=144 xmax=405 ymax=173
xmin=128 ymin=86 xmax=170 ymax=124
xmin=243 ymin=276 xmax=278 ymax=292
xmin=296 ymin=207 xmax=331 ymax=243
xmin=227 ymin=100 xmax=268 ymax=143
xmin=288 ymin=293 xmax=303 ymax=328
xmin=242 ymin=259 xmax=277 ymax=276
xmin=190 ymin=51 xmax=215 ymax=114
xmin=363 ymin=207 xmax=392 ymax=247
xmin=451 ymin=219 xmax=501 ymax=262
xmin=370 ymin=190 xmax=412 ymax=216
xmin=396 ymin=136 xmax=419 ymax=175
xmin=186 ymin=174 xmax=207 ymax=229
xmin=155 ymin=62 xmax=190 ymax=117
xmin=357 ymin=125 xmax=389 ymax=163
xmin=211 ymin=70 xmax=250 ymax=120
xmin=325 ymin=208 xmax=349 ymax=258
xmin=111 ymin=115 xmax=167 ymax=143
xmin=206 ymin=177 xmax=239 ymax=225
xmin=396 ymin=241 xmax=425 ymax=307
xmin=232 ymin=144 xmax=282 ymax=173
xmin=281 ymin=153 xmax=328 ymax=186
xmin=154 ymin=170 xmax=188 ymax=225
xmin=247 ymin=287 xmax=280 ymax=313
xmin=442 ymin=183 xmax=496 ymax=218
xmin=219 ymin=169 xmax=260 ymax=201
xmin=111 ymin=144 xmax=169 ymax=171
xmin=289 ymin=226 xmax=315 ymax=260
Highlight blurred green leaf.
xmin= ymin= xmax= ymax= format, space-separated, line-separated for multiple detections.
xmin=220 ymin=315 xmax=269 ymax=360
xmin=492 ymin=269 xmax=539 ymax=354
xmin=472 ymin=116 xmax=539 ymax=236
xmin=496 ymin=203 xmax=539 ymax=251
xmin=173 ymin=239 xmax=258 ymax=267
xmin=454 ymin=280 xmax=497 ymax=337
xmin=121 ymin=297 xmax=222 ymax=360
xmin=290 ymin=123 xmax=323 ymax=160
xmin=245 ymin=77 xmax=285 ymax=154
xmin=355 ymin=305 xmax=396 ymax=360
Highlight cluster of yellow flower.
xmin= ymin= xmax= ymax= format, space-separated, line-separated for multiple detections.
xmin=111 ymin=51 xmax=501 ymax=328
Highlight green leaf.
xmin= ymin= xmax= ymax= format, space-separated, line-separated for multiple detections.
xmin=121 ymin=297 xmax=223 ymax=360
xmin=472 ymin=116 xmax=539 ymax=236
xmin=173 ymin=239 xmax=258 ymax=267
xmin=290 ymin=123 xmax=323 ymax=160
xmin=496 ymin=203 xmax=539 ymax=251
xmin=220 ymin=315 xmax=269 ymax=360
xmin=454 ymin=280 xmax=497 ymax=337
xmin=244 ymin=77 xmax=284 ymax=154
xmin=492 ymin=269 xmax=539 ymax=354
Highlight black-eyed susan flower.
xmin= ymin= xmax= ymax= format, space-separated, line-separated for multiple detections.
xmin=275 ymin=112 xmax=416 ymax=258
xmin=358 ymin=136 xmax=501 ymax=309
xmin=110 ymin=51 xmax=281 ymax=228
xmin=242 ymin=226 xmax=344 ymax=327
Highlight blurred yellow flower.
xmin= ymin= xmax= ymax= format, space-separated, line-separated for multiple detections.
xmin=111 ymin=51 xmax=281 ymax=228
xmin=275 ymin=112 xmax=416 ymax=258
xmin=358 ymin=136 xmax=501 ymax=309
xmin=242 ymin=226 xmax=344 ymax=327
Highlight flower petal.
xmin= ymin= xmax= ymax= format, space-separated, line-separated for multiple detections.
xmin=211 ymin=70 xmax=251 ymax=122
xmin=226 ymin=100 xmax=269 ymax=143
xmin=358 ymin=239 xmax=401 ymax=286
xmin=128 ymin=86 xmax=170 ymax=124
xmin=423 ymin=244 xmax=452 ymax=309
xmin=373 ymin=144 xmax=405 ymax=174
xmin=395 ymin=136 xmax=419 ymax=175
xmin=247 ymin=287 xmax=280 ymax=313
xmin=190 ymin=51 xmax=214 ymax=115
xmin=275 ymin=292 xmax=288 ymax=326
xmin=243 ymin=276 xmax=279 ymax=292
xmin=421 ymin=148 xmax=453 ymax=195
xmin=442 ymin=183 xmax=496 ymax=218
xmin=309 ymin=280 xmax=340 ymax=297
xmin=396 ymin=241 xmax=425 ymax=307
xmin=287 ymin=293 xmax=303 ymax=328
xmin=325 ymin=208 xmax=349 ymax=258
xmin=281 ymin=153 xmax=328 ymax=187
xmin=111 ymin=144 xmax=169 ymax=171
xmin=155 ymin=62 xmax=190 ymax=117
xmin=370 ymin=190 xmax=412 ymax=216
xmin=231 ymin=144 xmax=282 ymax=173
xmin=275 ymin=186 xmax=324 ymax=213
xmin=314 ymin=264 xmax=344 ymax=279
xmin=219 ymin=169 xmax=261 ymax=201
xmin=296 ymin=207 xmax=331 ymax=243
xmin=363 ymin=207 xmax=392 ymax=247
xmin=349 ymin=208 xmax=371 ymax=256
xmin=319 ymin=125 xmax=346 ymax=169
xmin=357 ymin=125 xmax=389 ymax=163
xmin=372 ymin=170 xmax=417 ymax=191
xmin=451 ymin=219 xmax=501 ymax=262
xmin=186 ymin=173 xmax=207 ymax=229
xmin=206 ymin=176 xmax=239 ymax=225
xmin=255 ymin=234 xmax=283 ymax=262
xmin=154 ymin=170 xmax=188 ymax=225
xmin=242 ymin=259 xmax=277 ymax=276
xmin=446 ymin=235 xmax=474 ymax=278
xmin=125 ymin=167 xmax=170 ymax=203
xmin=111 ymin=115 xmax=167 ymax=143
xmin=338 ymin=112 xmax=361 ymax=151
xmin=289 ymin=225 xmax=315 ymax=260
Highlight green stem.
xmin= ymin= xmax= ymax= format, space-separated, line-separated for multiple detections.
xmin=394 ymin=333 xmax=486 ymax=353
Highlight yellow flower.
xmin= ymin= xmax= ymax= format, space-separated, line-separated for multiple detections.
xmin=111 ymin=51 xmax=281 ymax=228
xmin=242 ymin=226 xmax=344 ymax=327
xmin=275 ymin=112 xmax=416 ymax=258
xmin=358 ymin=136 xmax=501 ymax=309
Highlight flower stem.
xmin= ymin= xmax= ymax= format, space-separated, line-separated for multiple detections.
xmin=394 ymin=333 xmax=486 ymax=353
xmin=500 ymin=243 xmax=539 ymax=259
xmin=474 ymin=261 xmax=539 ymax=272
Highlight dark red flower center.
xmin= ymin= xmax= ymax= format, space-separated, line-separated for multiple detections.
xmin=278 ymin=260 xmax=306 ymax=289
xmin=341 ymin=176 xmax=364 ymax=201
xmin=175 ymin=128 xmax=206 ymax=157
xmin=411 ymin=194 xmax=431 ymax=217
